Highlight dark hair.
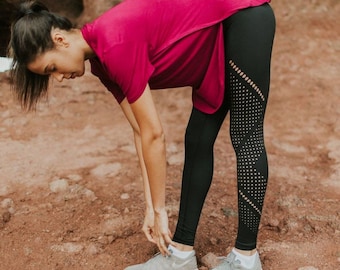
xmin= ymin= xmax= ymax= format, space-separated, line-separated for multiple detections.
xmin=8 ymin=1 xmax=73 ymax=110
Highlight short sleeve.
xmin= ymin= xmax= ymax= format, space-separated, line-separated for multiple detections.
xmin=102 ymin=42 xmax=155 ymax=104
xmin=89 ymin=57 xmax=125 ymax=103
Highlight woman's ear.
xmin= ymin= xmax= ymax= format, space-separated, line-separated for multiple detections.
xmin=51 ymin=29 xmax=69 ymax=48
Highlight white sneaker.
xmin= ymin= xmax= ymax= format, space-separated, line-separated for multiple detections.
xmin=124 ymin=251 xmax=198 ymax=270
xmin=212 ymin=250 xmax=262 ymax=270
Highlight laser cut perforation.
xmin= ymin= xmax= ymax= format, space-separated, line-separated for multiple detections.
xmin=229 ymin=59 xmax=268 ymax=236
xmin=229 ymin=60 xmax=265 ymax=101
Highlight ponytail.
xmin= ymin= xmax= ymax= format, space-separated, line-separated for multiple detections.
xmin=8 ymin=1 xmax=73 ymax=110
xmin=16 ymin=1 xmax=49 ymax=20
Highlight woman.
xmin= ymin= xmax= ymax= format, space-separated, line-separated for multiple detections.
xmin=9 ymin=0 xmax=275 ymax=269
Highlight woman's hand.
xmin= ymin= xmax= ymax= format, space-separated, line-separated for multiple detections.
xmin=142 ymin=208 xmax=155 ymax=243
xmin=143 ymin=208 xmax=174 ymax=256
xmin=153 ymin=208 xmax=173 ymax=256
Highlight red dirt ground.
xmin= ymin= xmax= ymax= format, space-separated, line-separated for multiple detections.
xmin=0 ymin=1 xmax=339 ymax=269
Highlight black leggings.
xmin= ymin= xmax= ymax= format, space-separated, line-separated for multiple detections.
xmin=173 ymin=4 xmax=276 ymax=250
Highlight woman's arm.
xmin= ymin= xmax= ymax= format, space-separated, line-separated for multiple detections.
xmin=121 ymin=84 xmax=172 ymax=255
xmin=120 ymin=98 xmax=155 ymax=243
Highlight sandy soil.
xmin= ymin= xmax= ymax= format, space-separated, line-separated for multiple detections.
xmin=0 ymin=1 xmax=339 ymax=269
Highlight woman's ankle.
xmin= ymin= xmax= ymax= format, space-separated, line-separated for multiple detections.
xmin=234 ymin=247 xmax=257 ymax=256
xmin=171 ymin=242 xmax=194 ymax=252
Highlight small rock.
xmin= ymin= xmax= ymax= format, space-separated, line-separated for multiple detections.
xmin=167 ymin=153 xmax=184 ymax=166
xmin=267 ymin=218 xmax=280 ymax=228
xmin=49 ymin=179 xmax=69 ymax=193
xmin=2 ymin=211 xmax=11 ymax=223
xmin=298 ymin=267 xmax=319 ymax=270
xmin=120 ymin=193 xmax=130 ymax=200
xmin=167 ymin=143 xmax=179 ymax=153
xmin=86 ymin=243 xmax=100 ymax=255
xmin=59 ymin=184 xmax=97 ymax=202
xmin=1 ymin=199 xmax=15 ymax=214
xmin=97 ymin=236 xmax=109 ymax=245
xmin=1 ymin=198 xmax=14 ymax=209
xmin=201 ymin=253 xmax=221 ymax=269
xmin=83 ymin=188 xmax=97 ymax=201
xmin=90 ymin=163 xmax=122 ymax=178
xmin=208 ymin=211 xmax=220 ymax=218
xmin=221 ymin=207 xmax=238 ymax=217
xmin=209 ymin=237 xmax=218 ymax=246
xmin=51 ymin=243 xmax=83 ymax=253
xmin=107 ymin=235 xmax=116 ymax=243
xmin=67 ymin=174 xmax=83 ymax=182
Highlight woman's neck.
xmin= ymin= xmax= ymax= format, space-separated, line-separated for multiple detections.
xmin=73 ymin=28 xmax=96 ymax=60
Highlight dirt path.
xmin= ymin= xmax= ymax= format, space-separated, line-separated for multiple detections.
xmin=0 ymin=1 xmax=339 ymax=269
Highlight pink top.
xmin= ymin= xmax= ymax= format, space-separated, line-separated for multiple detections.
xmin=81 ymin=0 xmax=270 ymax=113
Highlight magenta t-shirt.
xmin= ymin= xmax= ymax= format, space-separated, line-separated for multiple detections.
xmin=81 ymin=0 xmax=270 ymax=114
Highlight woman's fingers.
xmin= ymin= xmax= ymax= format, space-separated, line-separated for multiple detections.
xmin=142 ymin=210 xmax=156 ymax=243
xmin=142 ymin=226 xmax=156 ymax=243
xmin=143 ymin=230 xmax=156 ymax=244
xmin=157 ymin=235 xmax=170 ymax=256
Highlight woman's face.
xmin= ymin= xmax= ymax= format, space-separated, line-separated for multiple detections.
xmin=27 ymin=30 xmax=85 ymax=81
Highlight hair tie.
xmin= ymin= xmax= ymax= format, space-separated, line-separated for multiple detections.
xmin=25 ymin=10 xmax=34 ymax=15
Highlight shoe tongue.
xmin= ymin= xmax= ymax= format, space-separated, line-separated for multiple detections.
xmin=232 ymin=251 xmax=256 ymax=269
